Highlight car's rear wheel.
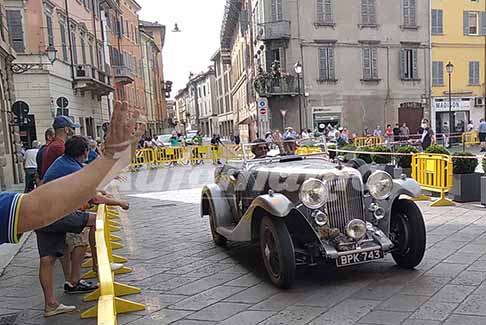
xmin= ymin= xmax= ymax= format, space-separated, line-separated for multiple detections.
xmin=390 ymin=199 xmax=426 ymax=269
xmin=259 ymin=216 xmax=295 ymax=289
xmin=208 ymin=199 xmax=227 ymax=246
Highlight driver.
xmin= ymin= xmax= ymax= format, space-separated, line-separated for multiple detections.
xmin=251 ymin=139 xmax=269 ymax=159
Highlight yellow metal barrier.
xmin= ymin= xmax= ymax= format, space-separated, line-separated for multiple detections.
xmin=354 ymin=136 xmax=384 ymax=147
xmin=462 ymin=131 xmax=479 ymax=145
xmin=411 ymin=153 xmax=454 ymax=207
xmin=80 ymin=205 xmax=145 ymax=322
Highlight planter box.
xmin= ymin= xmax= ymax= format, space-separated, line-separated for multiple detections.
xmin=450 ymin=173 xmax=482 ymax=203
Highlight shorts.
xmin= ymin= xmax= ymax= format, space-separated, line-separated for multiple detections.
xmin=36 ymin=211 xmax=89 ymax=258
xmin=66 ymin=228 xmax=89 ymax=252
xmin=480 ymin=133 xmax=486 ymax=142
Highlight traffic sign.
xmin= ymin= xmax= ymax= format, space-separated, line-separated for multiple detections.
xmin=257 ymin=98 xmax=268 ymax=114
xmin=12 ymin=101 xmax=29 ymax=117
xmin=56 ymin=97 xmax=69 ymax=109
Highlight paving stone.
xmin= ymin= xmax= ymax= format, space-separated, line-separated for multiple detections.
xmin=377 ymin=294 xmax=430 ymax=312
xmin=218 ymin=310 xmax=275 ymax=325
xmin=399 ymin=275 xmax=451 ymax=296
xmin=309 ymin=299 xmax=380 ymax=324
xmin=185 ymin=302 xmax=250 ymax=321
xmin=149 ymin=308 xmax=194 ymax=323
xmin=224 ymin=283 xmax=280 ymax=304
xmin=249 ymin=291 xmax=308 ymax=311
xmin=171 ymin=320 xmax=216 ymax=325
xmin=430 ymin=284 xmax=476 ymax=303
xmin=401 ymin=320 xmax=441 ymax=325
xmin=467 ymin=259 xmax=486 ymax=272
xmin=353 ymin=278 xmax=405 ymax=301
xmin=224 ymin=273 xmax=263 ymax=287
xmin=170 ymin=272 xmax=241 ymax=295
xmin=455 ymin=293 xmax=486 ymax=316
xmin=260 ymin=305 xmax=324 ymax=325
xmin=425 ymin=263 xmax=468 ymax=278
xmin=410 ymin=301 xmax=458 ymax=321
xmin=171 ymin=286 xmax=245 ymax=311
xmin=451 ymin=270 xmax=486 ymax=286
xmin=443 ymin=314 xmax=486 ymax=325
xmin=356 ymin=310 xmax=410 ymax=324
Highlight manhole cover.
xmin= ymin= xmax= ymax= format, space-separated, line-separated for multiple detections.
xmin=152 ymin=204 xmax=177 ymax=208
xmin=0 ymin=313 xmax=19 ymax=325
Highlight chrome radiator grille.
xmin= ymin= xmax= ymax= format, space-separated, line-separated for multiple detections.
xmin=325 ymin=176 xmax=365 ymax=234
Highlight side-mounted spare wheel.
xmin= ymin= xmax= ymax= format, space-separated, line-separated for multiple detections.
xmin=390 ymin=199 xmax=426 ymax=269
xmin=207 ymin=197 xmax=227 ymax=246
xmin=260 ymin=215 xmax=296 ymax=289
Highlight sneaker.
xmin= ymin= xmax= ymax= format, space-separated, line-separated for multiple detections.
xmin=44 ymin=304 xmax=76 ymax=317
xmin=64 ymin=281 xmax=99 ymax=294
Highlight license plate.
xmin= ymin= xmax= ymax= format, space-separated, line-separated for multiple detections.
xmin=336 ymin=249 xmax=384 ymax=267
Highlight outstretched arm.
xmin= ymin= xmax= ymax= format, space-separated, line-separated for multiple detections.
xmin=17 ymin=102 xmax=142 ymax=233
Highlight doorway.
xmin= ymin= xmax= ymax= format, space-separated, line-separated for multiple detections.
xmin=399 ymin=102 xmax=424 ymax=135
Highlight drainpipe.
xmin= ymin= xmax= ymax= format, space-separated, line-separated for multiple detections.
xmin=64 ymin=0 xmax=75 ymax=84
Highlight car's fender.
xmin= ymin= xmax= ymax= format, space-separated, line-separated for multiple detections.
xmin=201 ymin=184 xmax=233 ymax=228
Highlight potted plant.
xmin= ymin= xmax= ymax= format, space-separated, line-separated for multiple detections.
xmin=424 ymin=145 xmax=450 ymax=155
xmin=450 ymin=152 xmax=480 ymax=202
xmin=396 ymin=145 xmax=419 ymax=177
xmin=356 ymin=146 xmax=373 ymax=164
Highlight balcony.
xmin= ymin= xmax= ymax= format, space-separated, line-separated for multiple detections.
xmin=257 ymin=21 xmax=291 ymax=41
xmin=73 ymin=64 xmax=114 ymax=96
xmin=254 ymin=75 xmax=299 ymax=97
xmin=113 ymin=65 xmax=134 ymax=85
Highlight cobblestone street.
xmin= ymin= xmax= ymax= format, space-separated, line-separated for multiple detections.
xmin=3 ymin=166 xmax=486 ymax=324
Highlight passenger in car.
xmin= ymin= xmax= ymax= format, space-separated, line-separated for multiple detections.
xmin=251 ymin=139 xmax=269 ymax=159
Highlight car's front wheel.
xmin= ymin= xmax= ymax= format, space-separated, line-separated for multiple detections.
xmin=259 ymin=216 xmax=295 ymax=289
xmin=208 ymin=199 xmax=227 ymax=247
xmin=390 ymin=199 xmax=426 ymax=269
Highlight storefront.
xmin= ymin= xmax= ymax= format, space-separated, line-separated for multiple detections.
xmin=431 ymin=97 xmax=482 ymax=135
xmin=312 ymin=106 xmax=342 ymax=129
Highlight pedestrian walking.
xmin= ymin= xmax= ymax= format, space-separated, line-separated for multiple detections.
xmin=393 ymin=123 xmax=400 ymax=142
xmin=422 ymin=128 xmax=435 ymax=151
xmin=442 ymin=122 xmax=450 ymax=148
xmin=479 ymin=119 xmax=486 ymax=152
xmin=24 ymin=141 xmax=40 ymax=193
xmin=373 ymin=125 xmax=382 ymax=137
xmin=467 ymin=120 xmax=474 ymax=132
xmin=399 ymin=123 xmax=410 ymax=141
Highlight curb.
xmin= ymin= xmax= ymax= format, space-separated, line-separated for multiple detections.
xmin=0 ymin=232 xmax=31 ymax=276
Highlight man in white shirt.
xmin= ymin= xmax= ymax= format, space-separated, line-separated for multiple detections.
xmin=24 ymin=141 xmax=40 ymax=193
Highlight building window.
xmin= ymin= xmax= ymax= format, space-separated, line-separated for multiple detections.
xmin=316 ymin=0 xmax=333 ymax=25
xmin=45 ymin=14 xmax=54 ymax=46
xmin=360 ymin=0 xmax=376 ymax=26
xmin=469 ymin=61 xmax=480 ymax=85
xmin=318 ymin=47 xmax=335 ymax=81
xmin=59 ymin=21 xmax=68 ymax=61
xmin=400 ymin=48 xmax=419 ymax=80
xmin=88 ymin=40 xmax=94 ymax=66
xmin=271 ymin=0 xmax=282 ymax=21
xmin=465 ymin=11 xmax=479 ymax=35
xmin=432 ymin=61 xmax=444 ymax=86
xmin=6 ymin=10 xmax=25 ymax=53
xmin=402 ymin=0 xmax=416 ymax=27
xmin=362 ymin=47 xmax=378 ymax=80
xmin=432 ymin=9 xmax=443 ymax=34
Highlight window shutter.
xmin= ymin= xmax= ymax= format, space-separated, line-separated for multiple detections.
xmin=6 ymin=10 xmax=25 ymax=53
xmin=432 ymin=62 xmax=438 ymax=85
xmin=71 ymin=31 xmax=77 ymax=64
xmin=438 ymin=9 xmax=443 ymax=34
xmin=399 ymin=48 xmax=405 ymax=79
xmin=324 ymin=0 xmax=332 ymax=23
xmin=464 ymin=11 xmax=469 ymax=35
xmin=46 ymin=15 xmax=54 ymax=46
xmin=412 ymin=48 xmax=418 ymax=79
xmin=319 ymin=48 xmax=326 ymax=80
xmin=371 ymin=47 xmax=378 ymax=79
xmin=317 ymin=0 xmax=323 ymax=23
xmin=363 ymin=48 xmax=371 ymax=79
xmin=409 ymin=0 xmax=416 ymax=26
xmin=438 ymin=62 xmax=444 ymax=84
xmin=431 ymin=10 xmax=436 ymax=33
xmin=59 ymin=23 xmax=67 ymax=61
xmin=481 ymin=12 xmax=486 ymax=35
xmin=368 ymin=0 xmax=376 ymax=24
xmin=80 ymin=36 xmax=86 ymax=64
xmin=469 ymin=62 xmax=474 ymax=85
xmin=361 ymin=0 xmax=368 ymax=25
xmin=403 ymin=0 xmax=410 ymax=26
xmin=328 ymin=47 xmax=335 ymax=79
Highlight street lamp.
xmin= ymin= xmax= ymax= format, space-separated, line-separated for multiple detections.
xmin=11 ymin=46 xmax=57 ymax=74
xmin=280 ymin=109 xmax=288 ymax=130
xmin=294 ymin=61 xmax=303 ymax=131
xmin=446 ymin=61 xmax=454 ymax=144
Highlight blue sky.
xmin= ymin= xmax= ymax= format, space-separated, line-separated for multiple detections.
xmin=138 ymin=0 xmax=227 ymax=96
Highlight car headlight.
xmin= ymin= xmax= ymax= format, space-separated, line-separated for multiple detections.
xmin=346 ymin=219 xmax=367 ymax=240
xmin=299 ymin=178 xmax=327 ymax=209
xmin=367 ymin=171 xmax=393 ymax=200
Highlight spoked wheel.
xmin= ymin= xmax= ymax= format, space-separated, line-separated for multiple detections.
xmin=208 ymin=199 xmax=227 ymax=247
xmin=259 ymin=216 xmax=295 ymax=289
xmin=390 ymin=199 xmax=426 ymax=269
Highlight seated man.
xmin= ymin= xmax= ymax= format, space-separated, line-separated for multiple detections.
xmin=251 ymin=139 xmax=269 ymax=159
